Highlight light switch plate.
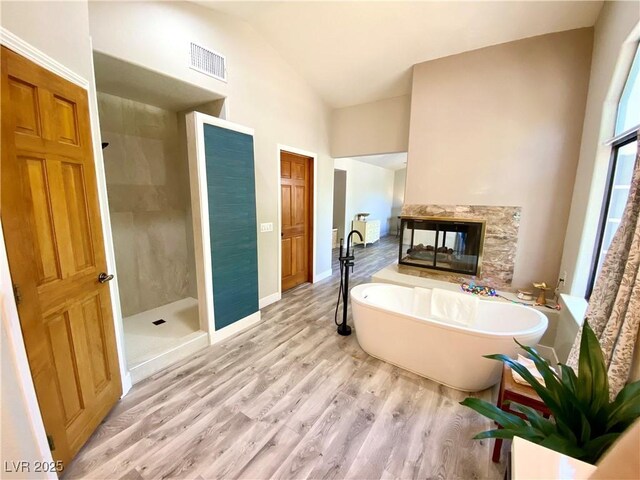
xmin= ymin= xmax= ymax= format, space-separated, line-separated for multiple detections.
xmin=260 ymin=222 xmax=273 ymax=233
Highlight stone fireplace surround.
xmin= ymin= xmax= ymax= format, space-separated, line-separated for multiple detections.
xmin=399 ymin=204 xmax=521 ymax=290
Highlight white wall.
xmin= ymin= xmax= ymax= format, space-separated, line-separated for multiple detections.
xmin=560 ymin=3 xmax=640 ymax=297
xmin=333 ymin=169 xmax=347 ymax=240
xmin=0 ymin=1 xmax=93 ymax=80
xmin=331 ymin=95 xmax=411 ymax=158
xmin=406 ymin=28 xmax=594 ymax=289
xmin=88 ymin=1 xmax=334 ymax=293
xmin=392 ymin=168 xmax=407 ymax=215
xmin=334 ymin=158 xmax=395 ymax=236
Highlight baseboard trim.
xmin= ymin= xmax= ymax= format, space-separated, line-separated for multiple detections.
xmin=313 ymin=269 xmax=332 ymax=283
xmin=210 ymin=311 xmax=262 ymax=344
xmin=259 ymin=292 xmax=281 ymax=309
xmin=120 ymin=372 xmax=133 ymax=397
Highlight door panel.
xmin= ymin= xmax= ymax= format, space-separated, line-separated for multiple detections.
xmin=61 ymin=161 xmax=94 ymax=271
xmin=82 ymin=294 xmax=111 ymax=393
xmin=1 ymin=46 xmax=121 ymax=467
xmin=47 ymin=312 xmax=84 ymax=423
xmin=282 ymin=238 xmax=292 ymax=277
xmin=281 ymin=184 xmax=292 ymax=228
xmin=294 ymin=235 xmax=305 ymax=275
xmin=24 ymin=155 xmax=61 ymax=284
xmin=51 ymin=95 xmax=79 ymax=145
xmin=8 ymin=77 xmax=41 ymax=136
xmin=293 ymin=186 xmax=305 ymax=225
xmin=280 ymin=151 xmax=312 ymax=291
xmin=292 ymin=162 xmax=304 ymax=180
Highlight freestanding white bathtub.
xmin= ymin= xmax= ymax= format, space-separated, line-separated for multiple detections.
xmin=350 ymin=283 xmax=548 ymax=392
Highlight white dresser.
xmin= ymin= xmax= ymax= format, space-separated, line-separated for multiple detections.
xmin=352 ymin=219 xmax=380 ymax=247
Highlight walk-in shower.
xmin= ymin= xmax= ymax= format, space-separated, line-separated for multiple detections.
xmin=98 ymin=91 xmax=206 ymax=382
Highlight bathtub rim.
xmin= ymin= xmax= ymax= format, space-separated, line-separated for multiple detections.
xmin=350 ymin=283 xmax=548 ymax=340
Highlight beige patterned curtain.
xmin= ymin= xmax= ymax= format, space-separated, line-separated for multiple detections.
xmin=567 ymin=140 xmax=640 ymax=397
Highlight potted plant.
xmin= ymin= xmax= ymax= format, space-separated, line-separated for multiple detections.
xmin=460 ymin=321 xmax=640 ymax=464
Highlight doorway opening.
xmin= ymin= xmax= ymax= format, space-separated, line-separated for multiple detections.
xmin=279 ymin=149 xmax=315 ymax=292
xmin=333 ymin=152 xmax=407 ymax=248
xmin=332 ymin=169 xmax=347 ymax=249
xmin=93 ymin=52 xmax=225 ymax=383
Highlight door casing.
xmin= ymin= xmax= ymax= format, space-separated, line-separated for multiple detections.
xmin=277 ymin=144 xmax=318 ymax=296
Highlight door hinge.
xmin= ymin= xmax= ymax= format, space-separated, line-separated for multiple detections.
xmin=47 ymin=434 xmax=55 ymax=451
xmin=13 ymin=283 xmax=22 ymax=305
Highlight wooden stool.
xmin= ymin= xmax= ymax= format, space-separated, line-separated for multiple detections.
xmin=492 ymin=363 xmax=552 ymax=463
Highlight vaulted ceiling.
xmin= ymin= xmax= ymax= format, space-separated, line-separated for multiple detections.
xmin=199 ymin=1 xmax=602 ymax=108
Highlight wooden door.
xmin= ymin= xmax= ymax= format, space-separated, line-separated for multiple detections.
xmin=1 ymin=47 xmax=121 ymax=467
xmin=280 ymin=151 xmax=313 ymax=291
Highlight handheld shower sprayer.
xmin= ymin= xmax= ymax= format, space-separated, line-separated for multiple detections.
xmin=335 ymin=229 xmax=364 ymax=336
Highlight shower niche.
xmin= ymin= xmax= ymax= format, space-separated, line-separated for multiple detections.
xmin=399 ymin=217 xmax=485 ymax=275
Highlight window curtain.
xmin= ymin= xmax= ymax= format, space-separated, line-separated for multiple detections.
xmin=567 ymin=140 xmax=640 ymax=398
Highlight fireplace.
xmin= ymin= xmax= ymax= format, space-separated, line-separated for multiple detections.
xmin=399 ymin=217 xmax=485 ymax=275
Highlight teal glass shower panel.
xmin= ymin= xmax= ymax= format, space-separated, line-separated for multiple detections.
xmin=203 ymin=124 xmax=259 ymax=330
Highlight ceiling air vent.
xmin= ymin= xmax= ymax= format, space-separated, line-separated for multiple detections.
xmin=190 ymin=42 xmax=226 ymax=82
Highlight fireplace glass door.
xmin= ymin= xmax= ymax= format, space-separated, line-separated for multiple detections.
xmin=399 ymin=218 xmax=484 ymax=275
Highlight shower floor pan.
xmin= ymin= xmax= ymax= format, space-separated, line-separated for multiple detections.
xmin=123 ymin=297 xmax=208 ymax=383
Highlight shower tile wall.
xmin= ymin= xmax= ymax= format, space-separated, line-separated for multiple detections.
xmin=98 ymin=93 xmax=197 ymax=317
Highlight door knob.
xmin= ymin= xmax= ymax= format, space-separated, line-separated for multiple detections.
xmin=98 ymin=272 xmax=114 ymax=284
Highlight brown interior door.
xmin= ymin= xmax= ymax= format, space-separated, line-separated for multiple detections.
xmin=1 ymin=46 xmax=122 ymax=467
xmin=280 ymin=151 xmax=313 ymax=291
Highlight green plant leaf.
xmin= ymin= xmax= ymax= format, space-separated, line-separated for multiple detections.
xmin=606 ymin=380 xmax=640 ymax=430
xmin=515 ymin=342 xmax=563 ymax=385
xmin=558 ymin=363 xmax=579 ymax=395
xmin=514 ymin=340 xmax=587 ymax=429
xmin=459 ymin=398 xmax=528 ymax=429
xmin=582 ymin=433 xmax=621 ymax=464
xmin=539 ymin=433 xmax=586 ymax=460
xmin=462 ymin=325 xmax=640 ymax=464
xmin=554 ymin=416 xmax=579 ymax=445
xmin=576 ymin=320 xmax=610 ymax=416
xmin=579 ymin=410 xmax=592 ymax=444
xmin=484 ymin=353 xmax=564 ymax=415
xmin=509 ymin=403 xmax=556 ymax=436
xmin=473 ymin=428 xmax=544 ymax=442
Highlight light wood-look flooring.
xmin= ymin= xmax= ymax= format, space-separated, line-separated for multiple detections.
xmin=65 ymin=235 xmax=504 ymax=480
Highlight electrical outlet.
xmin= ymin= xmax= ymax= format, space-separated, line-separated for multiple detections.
xmin=260 ymin=222 xmax=273 ymax=233
xmin=557 ymin=271 xmax=567 ymax=293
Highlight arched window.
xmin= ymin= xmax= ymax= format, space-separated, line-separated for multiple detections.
xmin=587 ymin=44 xmax=640 ymax=297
